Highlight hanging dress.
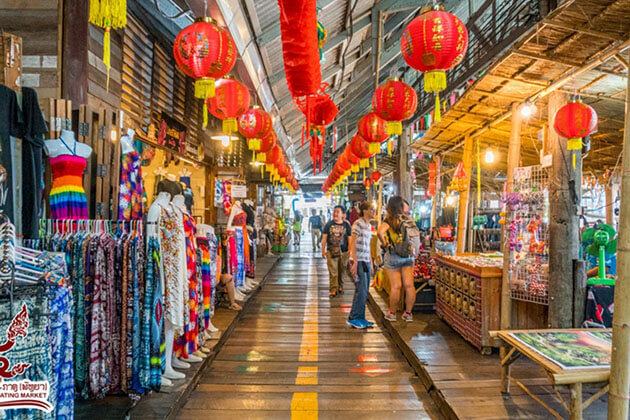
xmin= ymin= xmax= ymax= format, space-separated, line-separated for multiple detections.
xmin=119 ymin=151 xmax=144 ymax=220
xmin=183 ymin=211 xmax=199 ymax=355
xmin=49 ymin=154 xmax=88 ymax=220
xmin=160 ymin=207 xmax=186 ymax=335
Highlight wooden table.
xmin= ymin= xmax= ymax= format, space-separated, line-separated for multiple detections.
xmin=492 ymin=329 xmax=611 ymax=420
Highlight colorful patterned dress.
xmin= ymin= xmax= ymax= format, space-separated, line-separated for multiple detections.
xmin=183 ymin=212 xmax=199 ymax=355
xmin=160 ymin=208 xmax=185 ymax=335
xmin=119 ymin=151 xmax=144 ymax=220
xmin=49 ymin=154 xmax=88 ymax=219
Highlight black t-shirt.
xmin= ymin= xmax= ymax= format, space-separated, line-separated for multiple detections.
xmin=323 ymin=220 xmax=352 ymax=252
xmin=309 ymin=215 xmax=322 ymax=229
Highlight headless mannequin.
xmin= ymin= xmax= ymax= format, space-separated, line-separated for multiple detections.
xmin=171 ymin=195 xmax=202 ymax=363
xmin=44 ymin=129 xmax=92 ymax=158
xmin=147 ymin=192 xmax=177 ymax=385
xmin=227 ymin=201 xmax=254 ymax=296
xmin=197 ymin=223 xmax=220 ymax=337
xmin=121 ymin=128 xmax=136 ymax=154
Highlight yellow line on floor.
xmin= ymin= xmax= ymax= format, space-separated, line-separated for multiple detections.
xmin=292 ymin=264 xmax=319 ymax=419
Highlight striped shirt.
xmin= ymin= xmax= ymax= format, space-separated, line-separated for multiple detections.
xmin=352 ymin=218 xmax=372 ymax=262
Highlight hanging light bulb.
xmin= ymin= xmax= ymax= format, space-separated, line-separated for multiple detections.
xmin=445 ymin=193 xmax=457 ymax=207
xmin=520 ymin=100 xmax=537 ymax=118
xmin=485 ymin=148 xmax=496 ymax=163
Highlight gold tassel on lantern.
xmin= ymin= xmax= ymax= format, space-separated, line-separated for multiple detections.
xmin=387 ymin=121 xmax=402 ymax=136
xmin=424 ymin=70 xmax=447 ymax=124
xmin=387 ymin=139 xmax=393 ymax=156
xmin=223 ymin=118 xmax=238 ymax=134
xmin=373 ymin=156 xmax=377 ymax=169
xmin=434 ymin=93 xmax=441 ymax=123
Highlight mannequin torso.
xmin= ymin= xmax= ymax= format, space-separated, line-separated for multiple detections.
xmin=44 ymin=129 xmax=92 ymax=158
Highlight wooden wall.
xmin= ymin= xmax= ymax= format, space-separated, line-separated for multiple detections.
xmin=0 ymin=0 xmax=62 ymax=101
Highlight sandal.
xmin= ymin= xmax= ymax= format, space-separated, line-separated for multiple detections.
xmin=228 ymin=303 xmax=242 ymax=311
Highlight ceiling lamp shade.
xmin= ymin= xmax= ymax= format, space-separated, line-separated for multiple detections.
xmin=206 ymin=77 xmax=250 ymax=135
xmin=278 ymin=0 xmax=321 ymax=98
xmin=401 ymin=6 xmax=468 ymax=122
xmin=174 ymin=17 xmax=237 ymax=127
xmin=553 ymin=100 xmax=598 ymax=151
xmin=372 ymin=78 xmax=418 ymax=136
xmin=239 ymin=106 xmax=272 ymax=156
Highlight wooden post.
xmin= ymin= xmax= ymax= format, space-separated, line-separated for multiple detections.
xmin=395 ymin=126 xmax=412 ymax=204
xmin=431 ymin=157 xmax=438 ymax=229
xmin=548 ymin=90 xmax=578 ymax=329
xmin=500 ymin=103 xmax=522 ymax=328
xmin=499 ymin=103 xmax=523 ymax=390
xmin=61 ymin=0 xmax=89 ymax=105
xmin=456 ymin=135 xmax=473 ymax=253
xmin=377 ymin=176 xmax=384 ymax=226
xmin=608 ymin=48 xmax=630 ymax=420
xmin=606 ymin=182 xmax=614 ymax=225
xmin=374 ymin=10 xmax=382 ymax=91
xmin=570 ymin=382 xmax=583 ymax=420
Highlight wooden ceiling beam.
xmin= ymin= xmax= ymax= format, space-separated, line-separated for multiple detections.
xmin=543 ymin=21 xmax=627 ymax=43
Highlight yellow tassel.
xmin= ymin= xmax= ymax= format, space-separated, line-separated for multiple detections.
xmin=203 ymin=106 xmax=208 ymax=129
xmin=252 ymin=151 xmax=256 ymax=162
xmin=434 ymin=92 xmax=441 ymax=123
xmin=387 ymin=139 xmax=392 ymax=156
xmin=363 ymin=168 xmax=366 ymax=179
xmin=103 ymin=26 xmax=111 ymax=91
xmin=386 ymin=121 xmax=402 ymax=136
xmin=89 ymin=0 xmax=100 ymax=24
xmin=368 ymin=142 xmax=380 ymax=155
xmin=354 ymin=174 xmax=357 ymax=183
xmin=261 ymin=164 xmax=264 ymax=178
xmin=572 ymin=152 xmax=576 ymax=169
xmin=195 ymin=78 xmax=215 ymax=99
xmin=223 ymin=118 xmax=238 ymax=134
xmin=423 ymin=70 xmax=446 ymax=93
xmin=373 ymin=156 xmax=376 ymax=169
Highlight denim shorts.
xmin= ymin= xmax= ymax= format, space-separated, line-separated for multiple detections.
xmin=383 ymin=250 xmax=414 ymax=270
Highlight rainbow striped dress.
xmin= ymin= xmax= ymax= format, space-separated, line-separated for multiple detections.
xmin=49 ymin=154 xmax=88 ymax=219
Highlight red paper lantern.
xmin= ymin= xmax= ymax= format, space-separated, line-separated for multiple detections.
xmin=372 ymin=78 xmax=418 ymax=136
xmin=401 ymin=6 xmax=468 ymax=122
xmin=358 ymin=112 xmax=389 ymax=155
xmin=238 ymin=106 xmax=272 ymax=154
xmin=344 ymin=147 xmax=361 ymax=172
xmin=371 ymin=170 xmax=382 ymax=184
xmin=206 ymin=77 xmax=250 ymax=135
xmin=363 ymin=177 xmax=373 ymax=190
xmin=553 ymin=100 xmax=598 ymax=151
xmin=350 ymin=134 xmax=373 ymax=171
xmin=174 ymin=18 xmax=237 ymax=126
xmin=278 ymin=0 xmax=321 ymax=97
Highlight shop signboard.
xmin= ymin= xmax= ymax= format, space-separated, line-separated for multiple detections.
xmin=157 ymin=112 xmax=187 ymax=154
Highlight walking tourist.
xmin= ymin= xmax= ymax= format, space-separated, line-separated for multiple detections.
xmin=347 ymin=201 xmax=376 ymax=329
xmin=308 ymin=209 xmax=323 ymax=251
xmin=377 ymin=196 xmax=420 ymax=322
xmin=322 ymin=205 xmax=352 ymax=298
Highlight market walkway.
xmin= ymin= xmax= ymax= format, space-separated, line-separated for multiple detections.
xmin=177 ymin=247 xmax=440 ymax=419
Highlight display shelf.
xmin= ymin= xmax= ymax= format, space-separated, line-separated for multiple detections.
xmin=435 ymin=254 xmax=503 ymax=354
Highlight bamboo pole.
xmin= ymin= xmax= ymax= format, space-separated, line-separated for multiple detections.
xmin=606 ymin=182 xmax=614 ymax=225
xmin=500 ymin=103 xmax=523 ymax=332
xmin=608 ymin=47 xmax=630 ymax=420
xmin=374 ymin=10 xmax=382 ymax=91
xmin=456 ymin=135 xmax=473 ymax=253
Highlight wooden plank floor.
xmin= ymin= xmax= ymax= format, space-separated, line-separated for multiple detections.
xmin=369 ymin=288 xmax=610 ymax=419
xmin=177 ymin=247 xmax=442 ymax=419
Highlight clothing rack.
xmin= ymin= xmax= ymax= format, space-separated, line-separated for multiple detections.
xmin=0 ymin=216 xmax=60 ymax=322
xmin=39 ymin=218 xmax=144 ymax=237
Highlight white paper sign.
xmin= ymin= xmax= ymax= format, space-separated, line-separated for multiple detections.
xmin=513 ymin=166 xmax=532 ymax=181
xmin=231 ymin=184 xmax=247 ymax=198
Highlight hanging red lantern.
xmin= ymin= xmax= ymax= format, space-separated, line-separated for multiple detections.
xmin=309 ymin=127 xmax=325 ymax=175
xmin=238 ymin=106 xmax=272 ymax=156
xmin=363 ymin=177 xmax=373 ymax=190
xmin=174 ymin=18 xmax=237 ymax=127
xmin=449 ymin=161 xmax=467 ymax=192
xmin=344 ymin=147 xmax=361 ymax=174
xmin=553 ymin=100 xmax=598 ymax=151
xmin=206 ymin=77 xmax=250 ymax=135
xmin=278 ymin=0 xmax=321 ymax=98
xmin=256 ymin=131 xmax=277 ymax=163
xmin=371 ymin=170 xmax=382 ymax=184
xmin=372 ymin=78 xmax=418 ymax=136
xmin=401 ymin=6 xmax=468 ymax=123
xmin=350 ymin=134 xmax=373 ymax=178
xmin=358 ymin=112 xmax=389 ymax=155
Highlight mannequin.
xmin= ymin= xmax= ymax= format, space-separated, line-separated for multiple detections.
xmin=44 ymin=129 xmax=92 ymax=220
xmin=121 ymin=128 xmax=136 ymax=154
xmin=147 ymin=192 xmax=176 ymax=385
xmin=228 ymin=201 xmax=254 ymax=297
xmin=44 ymin=129 xmax=92 ymax=158
xmin=197 ymin=223 xmax=220 ymax=336
xmin=171 ymin=195 xmax=202 ymax=364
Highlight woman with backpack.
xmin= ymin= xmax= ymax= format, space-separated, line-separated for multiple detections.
xmin=377 ymin=196 xmax=419 ymax=322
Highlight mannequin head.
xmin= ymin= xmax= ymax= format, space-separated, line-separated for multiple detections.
xmin=156 ymin=192 xmax=171 ymax=204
